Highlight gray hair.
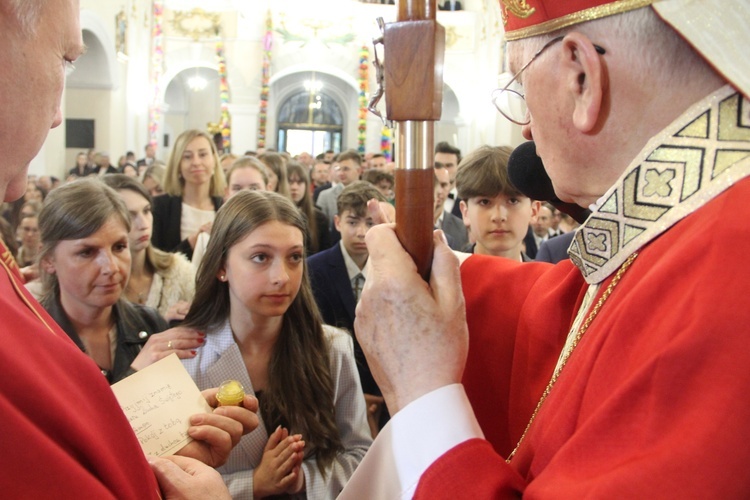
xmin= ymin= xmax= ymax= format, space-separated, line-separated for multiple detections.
xmin=508 ymin=7 xmax=710 ymax=89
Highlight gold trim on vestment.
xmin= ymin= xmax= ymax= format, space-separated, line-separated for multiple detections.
xmin=504 ymin=0 xmax=655 ymax=40
xmin=568 ymin=86 xmax=750 ymax=284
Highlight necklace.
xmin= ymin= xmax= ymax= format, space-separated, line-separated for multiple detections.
xmin=125 ymin=283 xmax=148 ymax=304
xmin=506 ymin=252 xmax=638 ymax=463
xmin=126 ymin=273 xmax=153 ymax=305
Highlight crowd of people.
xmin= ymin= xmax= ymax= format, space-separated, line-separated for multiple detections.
xmin=2 ymin=0 xmax=748 ymax=497
xmin=1 ymin=118 xmax=605 ymax=497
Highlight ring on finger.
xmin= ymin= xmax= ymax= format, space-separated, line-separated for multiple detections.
xmin=167 ymin=340 xmax=173 ymax=349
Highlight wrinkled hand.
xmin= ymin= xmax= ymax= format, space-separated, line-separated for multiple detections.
xmin=253 ymin=426 xmax=306 ymax=498
xmin=130 ymin=326 xmax=205 ymax=371
xmin=148 ymin=454 xmax=231 ymax=500
xmin=164 ymin=300 xmax=192 ymax=323
xmin=355 ymin=227 xmax=468 ymax=414
xmin=176 ymin=388 xmax=259 ymax=468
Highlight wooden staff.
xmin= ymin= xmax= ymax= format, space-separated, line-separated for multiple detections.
xmin=383 ymin=0 xmax=445 ymax=280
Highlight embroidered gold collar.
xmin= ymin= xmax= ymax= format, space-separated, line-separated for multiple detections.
xmin=569 ymin=86 xmax=750 ymax=284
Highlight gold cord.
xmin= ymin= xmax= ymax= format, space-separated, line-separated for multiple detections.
xmin=0 ymin=253 xmax=58 ymax=337
xmin=506 ymin=252 xmax=638 ymax=463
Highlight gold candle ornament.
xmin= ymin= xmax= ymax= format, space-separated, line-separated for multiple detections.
xmin=216 ymin=380 xmax=245 ymax=406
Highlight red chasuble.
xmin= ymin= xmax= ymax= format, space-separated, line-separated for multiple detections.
xmin=418 ymin=176 xmax=750 ymax=498
xmin=418 ymin=89 xmax=750 ymax=498
xmin=0 ymin=242 xmax=160 ymax=498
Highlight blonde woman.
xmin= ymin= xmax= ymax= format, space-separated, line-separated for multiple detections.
xmin=151 ymin=129 xmax=225 ymax=260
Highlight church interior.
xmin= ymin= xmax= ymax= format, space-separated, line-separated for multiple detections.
xmin=31 ymin=0 xmax=523 ymax=178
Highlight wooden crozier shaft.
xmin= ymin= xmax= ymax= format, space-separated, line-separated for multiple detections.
xmin=395 ymin=123 xmax=435 ymax=281
xmin=386 ymin=0 xmax=444 ymax=281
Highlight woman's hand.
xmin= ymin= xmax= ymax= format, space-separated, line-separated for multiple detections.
xmin=175 ymin=388 xmax=259 ymax=468
xmin=130 ymin=326 xmax=205 ymax=371
xmin=187 ymin=221 xmax=213 ymax=250
xmin=253 ymin=426 xmax=306 ymax=498
xmin=20 ymin=264 xmax=40 ymax=282
xmin=164 ymin=300 xmax=192 ymax=323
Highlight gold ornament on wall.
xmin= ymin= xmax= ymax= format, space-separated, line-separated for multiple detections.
xmin=172 ymin=8 xmax=222 ymax=40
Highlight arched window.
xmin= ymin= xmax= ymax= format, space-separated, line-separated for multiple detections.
xmin=277 ymin=90 xmax=343 ymax=156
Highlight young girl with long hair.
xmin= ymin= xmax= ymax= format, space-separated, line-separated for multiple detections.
xmin=286 ymin=161 xmax=331 ymax=255
xmin=182 ymin=190 xmax=370 ymax=498
xmin=258 ymin=152 xmax=290 ymax=199
xmin=102 ymin=174 xmax=195 ymax=322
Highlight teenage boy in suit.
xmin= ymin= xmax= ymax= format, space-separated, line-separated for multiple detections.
xmin=308 ymin=182 xmax=388 ymax=436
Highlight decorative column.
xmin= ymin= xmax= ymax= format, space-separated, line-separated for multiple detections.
xmin=381 ymin=125 xmax=392 ymax=160
xmin=148 ymin=0 xmax=164 ymax=148
xmin=357 ymin=45 xmax=370 ymax=154
xmin=216 ymin=40 xmax=231 ymax=152
xmin=257 ymin=11 xmax=273 ymax=149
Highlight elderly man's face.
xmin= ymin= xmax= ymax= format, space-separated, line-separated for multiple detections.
xmin=0 ymin=0 xmax=84 ymax=202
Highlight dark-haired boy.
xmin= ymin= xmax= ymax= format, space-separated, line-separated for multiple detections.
xmin=456 ymin=145 xmax=539 ymax=261
xmin=307 ymin=181 xmax=389 ymax=435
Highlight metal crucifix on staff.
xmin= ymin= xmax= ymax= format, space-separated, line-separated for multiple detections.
xmin=369 ymin=0 xmax=445 ymax=280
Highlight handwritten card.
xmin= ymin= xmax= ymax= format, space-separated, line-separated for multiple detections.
xmin=111 ymin=353 xmax=212 ymax=456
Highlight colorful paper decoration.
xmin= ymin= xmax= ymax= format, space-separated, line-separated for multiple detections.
xmin=216 ymin=40 xmax=231 ymax=151
xmin=357 ymin=45 xmax=369 ymax=153
xmin=258 ymin=11 xmax=273 ymax=149
xmin=381 ymin=125 xmax=392 ymax=161
xmin=148 ymin=0 xmax=164 ymax=148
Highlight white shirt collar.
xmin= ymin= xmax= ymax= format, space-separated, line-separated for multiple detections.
xmin=339 ymin=240 xmax=369 ymax=281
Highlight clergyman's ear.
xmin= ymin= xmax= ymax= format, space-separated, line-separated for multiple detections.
xmin=560 ymin=32 xmax=606 ymax=133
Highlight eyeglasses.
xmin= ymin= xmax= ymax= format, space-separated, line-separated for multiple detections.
xmin=492 ymin=36 xmax=606 ymax=125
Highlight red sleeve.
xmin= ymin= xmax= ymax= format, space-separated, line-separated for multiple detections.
xmin=414 ymin=439 xmax=526 ymax=499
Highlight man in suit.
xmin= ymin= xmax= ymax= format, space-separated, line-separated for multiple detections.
xmin=310 ymin=159 xmax=332 ymax=202
xmin=308 ymin=182 xmax=389 ymax=435
xmin=434 ymin=164 xmax=469 ymax=251
xmin=93 ymin=151 xmax=117 ymax=175
xmin=535 ymin=231 xmax=575 ymax=264
xmin=316 ymin=150 xmax=363 ymax=247
xmin=435 ymin=141 xmax=462 ymax=218
xmin=137 ymin=143 xmax=157 ymax=169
